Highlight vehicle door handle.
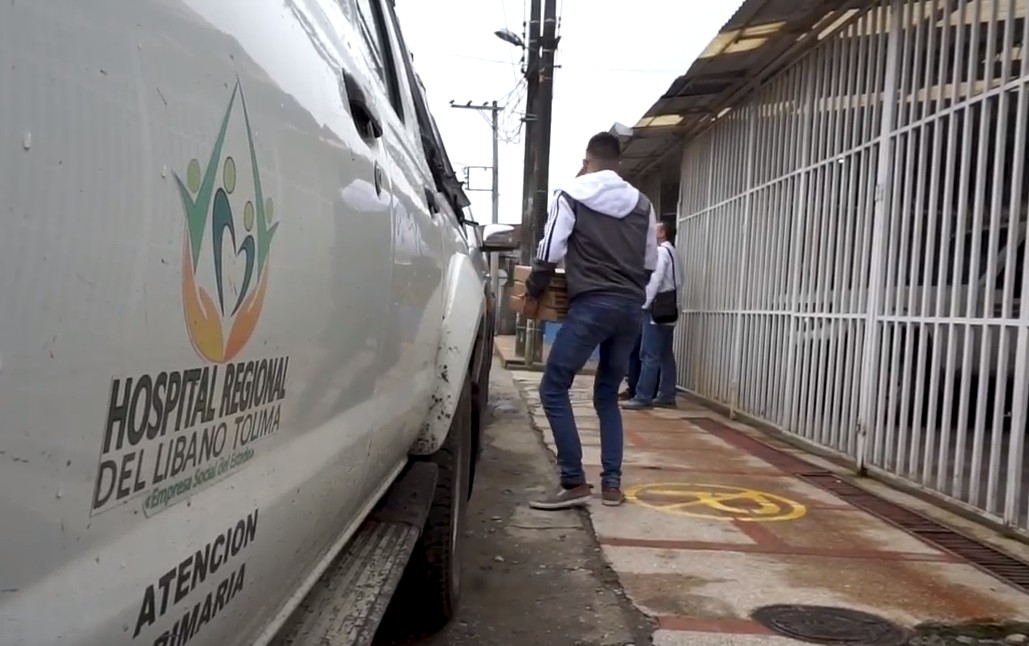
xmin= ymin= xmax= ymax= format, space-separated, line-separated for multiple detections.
xmin=424 ymin=188 xmax=439 ymax=215
xmin=342 ymin=70 xmax=382 ymax=140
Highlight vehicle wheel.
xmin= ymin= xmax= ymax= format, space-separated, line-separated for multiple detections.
xmin=389 ymin=371 xmax=472 ymax=635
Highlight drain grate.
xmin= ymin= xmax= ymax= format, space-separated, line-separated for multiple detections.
xmin=690 ymin=419 xmax=836 ymax=475
xmin=804 ymin=472 xmax=1029 ymax=595
xmin=692 ymin=418 xmax=1029 ymax=596
xmin=751 ymin=604 xmax=910 ymax=645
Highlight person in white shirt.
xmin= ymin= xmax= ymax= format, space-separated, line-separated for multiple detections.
xmin=623 ymin=221 xmax=680 ymax=409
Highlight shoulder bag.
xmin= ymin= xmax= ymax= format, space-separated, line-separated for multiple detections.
xmin=651 ymin=246 xmax=679 ymax=325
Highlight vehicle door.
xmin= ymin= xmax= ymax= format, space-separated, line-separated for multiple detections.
xmin=0 ymin=0 xmax=396 ymax=644
xmin=352 ymin=0 xmax=449 ymax=468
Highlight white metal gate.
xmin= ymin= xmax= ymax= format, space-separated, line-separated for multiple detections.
xmin=674 ymin=0 xmax=1029 ymax=535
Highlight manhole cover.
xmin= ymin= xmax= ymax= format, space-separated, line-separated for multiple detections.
xmin=751 ymin=605 xmax=909 ymax=645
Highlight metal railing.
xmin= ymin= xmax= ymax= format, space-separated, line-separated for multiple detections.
xmin=674 ymin=0 xmax=1029 ymax=535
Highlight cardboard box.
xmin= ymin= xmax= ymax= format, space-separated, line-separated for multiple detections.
xmin=510 ymin=265 xmax=568 ymax=321
xmin=508 ymin=286 xmax=567 ymax=322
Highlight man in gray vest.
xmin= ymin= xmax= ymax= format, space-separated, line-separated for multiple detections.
xmin=521 ymin=132 xmax=657 ymax=509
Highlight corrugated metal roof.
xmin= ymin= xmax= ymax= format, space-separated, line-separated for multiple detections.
xmin=619 ymin=0 xmax=877 ymax=181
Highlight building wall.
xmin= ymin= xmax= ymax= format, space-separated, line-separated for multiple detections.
xmin=673 ymin=0 xmax=1029 ymax=534
xmin=638 ymin=173 xmax=663 ymax=215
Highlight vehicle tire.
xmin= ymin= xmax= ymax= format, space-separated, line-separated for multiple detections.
xmin=470 ymin=331 xmax=491 ymax=497
xmin=389 ymin=370 xmax=472 ymax=635
xmin=478 ymin=320 xmax=493 ymax=421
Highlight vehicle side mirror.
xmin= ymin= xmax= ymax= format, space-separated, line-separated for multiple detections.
xmin=479 ymin=224 xmax=519 ymax=253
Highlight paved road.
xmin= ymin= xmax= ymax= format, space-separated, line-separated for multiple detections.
xmin=373 ymin=369 xmax=652 ymax=646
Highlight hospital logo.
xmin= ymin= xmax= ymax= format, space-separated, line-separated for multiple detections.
xmin=174 ymin=80 xmax=279 ymax=363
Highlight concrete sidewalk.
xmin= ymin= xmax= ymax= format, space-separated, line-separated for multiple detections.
xmin=510 ymin=370 xmax=1029 ymax=645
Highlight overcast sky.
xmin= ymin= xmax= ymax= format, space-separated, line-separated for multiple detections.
xmin=394 ymin=0 xmax=745 ymax=224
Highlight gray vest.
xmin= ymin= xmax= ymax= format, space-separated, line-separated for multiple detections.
xmin=560 ymin=191 xmax=652 ymax=305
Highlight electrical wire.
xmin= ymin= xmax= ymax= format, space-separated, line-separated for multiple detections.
xmin=498 ymin=0 xmax=521 ymax=84
xmin=441 ymin=51 xmax=681 ymax=75
xmin=459 ymin=75 xmax=527 ymax=145
xmin=495 ymin=79 xmax=529 ymax=144
xmin=498 ymin=83 xmax=527 ymax=143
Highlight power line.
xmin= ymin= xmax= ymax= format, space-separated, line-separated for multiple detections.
xmin=439 ymin=51 xmax=682 ymax=75
xmin=462 ymin=79 xmax=527 ymax=144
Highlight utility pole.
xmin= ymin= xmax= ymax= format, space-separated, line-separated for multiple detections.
xmin=450 ymin=100 xmax=503 ymax=325
xmin=488 ymin=100 xmax=500 ymax=313
xmin=522 ymin=0 xmax=559 ymax=367
xmin=515 ymin=0 xmax=543 ymax=359
xmin=520 ymin=0 xmax=542 ymax=266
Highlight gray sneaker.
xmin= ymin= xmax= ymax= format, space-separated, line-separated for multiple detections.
xmin=654 ymin=399 xmax=678 ymax=409
xmin=621 ymin=399 xmax=652 ymax=410
xmin=529 ymin=484 xmax=592 ymax=510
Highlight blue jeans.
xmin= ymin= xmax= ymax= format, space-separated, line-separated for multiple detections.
xmin=634 ymin=315 xmax=677 ymax=404
xmin=625 ymin=331 xmax=642 ymax=397
xmin=539 ymin=293 xmax=643 ymax=489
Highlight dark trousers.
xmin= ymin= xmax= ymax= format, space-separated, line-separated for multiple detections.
xmin=635 ymin=316 xmax=678 ymax=404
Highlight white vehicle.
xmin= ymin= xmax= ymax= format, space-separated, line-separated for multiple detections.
xmin=0 ymin=1 xmax=517 ymax=645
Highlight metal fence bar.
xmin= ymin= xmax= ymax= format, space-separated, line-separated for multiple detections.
xmin=860 ymin=1 xmax=903 ymax=472
xmin=784 ymin=64 xmax=817 ymax=434
xmin=1002 ymin=0 xmax=1029 ymax=529
xmin=729 ymin=111 xmax=758 ymax=417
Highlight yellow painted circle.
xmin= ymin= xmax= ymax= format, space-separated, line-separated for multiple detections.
xmin=625 ymin=482 xmax=807 ymax=522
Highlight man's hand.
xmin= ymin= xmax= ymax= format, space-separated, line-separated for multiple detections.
xmin=520 ymin=295 xmax=540 ymax=319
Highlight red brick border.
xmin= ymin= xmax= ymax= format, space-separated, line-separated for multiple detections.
xmin=598 ymin=535 xmax=956 ymax=563
xmin=656 ymin=616 xmax=773 ymax=634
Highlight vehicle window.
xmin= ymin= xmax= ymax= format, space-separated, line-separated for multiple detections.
xmin=350 ymin=0 xmax=405 ymax=120
xmin=379 ymin=0 xmax=471 ymax=222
